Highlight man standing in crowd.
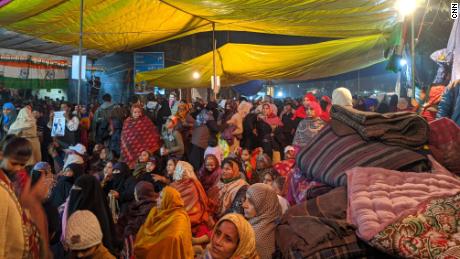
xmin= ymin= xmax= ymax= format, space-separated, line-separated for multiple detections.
xmin=92 ymin=94 xmax=115 ymax=145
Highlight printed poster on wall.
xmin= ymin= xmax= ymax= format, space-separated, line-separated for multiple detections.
xmin=51 ymin=111 xmax=65 ymax=137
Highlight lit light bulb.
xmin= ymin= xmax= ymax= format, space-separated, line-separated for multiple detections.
xmin=395 ymin=0 xmax=417 ymax=18
xmin=192 ymin=71 xmax=200 ymax=79
xmin=399 ymin=58 xmax=407 ymax=66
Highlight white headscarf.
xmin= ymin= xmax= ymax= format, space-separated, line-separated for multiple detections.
xmin=332 ymin=87 xmax=353 ymax=107
xmin=8 ymin=107 xmax=36 ymax=132
xmin=237 ymin=101 xmax=253 ymax=119
xmin=173 ymin=161 xmax=197 ymax=181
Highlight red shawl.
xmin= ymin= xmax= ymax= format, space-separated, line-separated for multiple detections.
xmin=121 ymin=115 xmax=161 ymax=169
xmin=170 ymin=178 xmax=211 ymax=229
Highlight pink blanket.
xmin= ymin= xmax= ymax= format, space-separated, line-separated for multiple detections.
xmin=346 ymin=167 xmax=460 ymax=241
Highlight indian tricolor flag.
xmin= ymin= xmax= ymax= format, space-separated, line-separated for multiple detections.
xmin=0 ymin=49 xmax=70 ymax=89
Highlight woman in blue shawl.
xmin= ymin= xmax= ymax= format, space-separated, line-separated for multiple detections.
xmin=0 ymin=102 xmax=16 ymax=139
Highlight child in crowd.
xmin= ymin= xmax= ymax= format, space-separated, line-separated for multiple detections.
xmin=133 ymin=150 xmax=150 ymax=178
xmin=65 ymin=210 xmax=115 ymax=259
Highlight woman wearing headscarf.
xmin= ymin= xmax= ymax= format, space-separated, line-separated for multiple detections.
xmin=155 ymin=97 xmax=172 ymax=130
xmin=331 ymin=87 xmax=353 ymax=108
xmin=49 ymin=163 xmax=85 ymax=208
xmin=8 ymin=107 xmax=41 ymax=164
xmin=121 ymin=104 xmax=161 ymax=169
xmin=225 ymin=101 xmax=252 ymax=153
xmin=200 ymin=213 xmax=259 ymax=259
xmin=243 ymin=183 xmax=282 ymax=259
xmin=208 ymin=158 xmax=249 ymax=218
xmin=65 ymin=175 xmax=116 ymax=255
xmin=170 ymin=161 xmax=212 ymax=236
xmin=134 ymin=186 xmax=193 ymax=259
xmin=219 ymin=99 xmax=238 ymax=131
xmin=0 ymin=102 xmax=16 ymax=140
xmin=256 ymin=103 xmax=283 ymax=158
xmin=117 ymin=181 xmax=157 ymax=259
xmin=198 ymin=154 xmax=222 ymax=192
xmin=292 ymin=100 xmax=325 ymax=148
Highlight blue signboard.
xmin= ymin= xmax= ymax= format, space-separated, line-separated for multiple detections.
xmin=134 ymin=52 xmax=164 ymax=75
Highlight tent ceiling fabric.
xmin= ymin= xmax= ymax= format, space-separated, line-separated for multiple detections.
xmin=0 ymin=29 xmax=104 ymax=58
xmin=0 ymin=0 xmax=398 ymax=52
xmin=135 ymin=34 xmax=387 ymax=88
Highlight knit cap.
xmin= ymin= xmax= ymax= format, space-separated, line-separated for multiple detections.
xmin=65 ymin=210 xmax=103 ymax=250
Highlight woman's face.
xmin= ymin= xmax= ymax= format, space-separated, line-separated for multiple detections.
xmin=262 ymin=105 xmax=270 ymax=116
xmin=64 ymin=167 xmax=74 ymax=177
xmin=139 ymin=151 xmax=149 ymax=163
xmin=146 ymin=161 xmax=156 ymax=172
xmin=305 ymin=105 xmax=316 ymax=118
xmin=263 ymin=173 xmax=274 ymax=186
xmin=34 ymin=171 xmax=53 ymax=201
xmin=166 ymin=160 xmax=176 ymax=176
xmin=242 ymin=195 xmax=257 ymax=219
xmin=99 ymin=148 xmax=107 ymax=160
xmin=303 ymin=97 xmax=310 ymax=108
xmin=205 ymin=157 xmax=217 ymax=172
xmin=222 ymin=162 xmax=237 ymax=180
xmin=285 ymin=150 xmax=295 ymax=160
xmin=156 ymin=190 xmax=164 ymax=209
xmin=210 ymin=221 xmax=239 ymax=259
xmin=241 ymin=150 xmax=250 ymax=162
xmin=3 ymin=108 xmax=11 ymax=116
xmin=132 ymin=107 xmax=142 ymax=119
xmin=80 ymin=107 xmax=87 ymax=114
xmin=104 ymin=162 xmax=113 ymax=175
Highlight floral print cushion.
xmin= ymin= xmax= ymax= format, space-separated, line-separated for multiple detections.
xmin=369 ymin=192 xmax=460 ymax=259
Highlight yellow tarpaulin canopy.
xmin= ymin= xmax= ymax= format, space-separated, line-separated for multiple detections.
xmin=135 ymin=34 xmax=388 ymax=88
xmin=0 ymin=0 xmax=398 ymax=52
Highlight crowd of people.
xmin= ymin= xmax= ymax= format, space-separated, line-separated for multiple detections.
xmin=0 ymin=78 xmax=459 ymax=259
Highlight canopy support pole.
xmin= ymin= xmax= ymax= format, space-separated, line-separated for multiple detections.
xmin=410 ymin=15 xmax=415 ymax=98
xmin=212 ymin=22 xmax=217 ymax=101
xmin=77 ymin=0 xmax=84 ymax=105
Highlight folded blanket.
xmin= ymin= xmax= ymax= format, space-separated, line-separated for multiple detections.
xmin=285 ymin=167 xmax=333 ymax=205
xmin=346 ymin=167 xmax=460 ymax=241
xmin=330 ymin=105 xmax=429 ymax=150
xmin=276 ymin=187 xmax=382 ymax=259
xmin=429 ymin=118 xmax=460 ymax=175
xmin=370 ymin=192 xmax=460 ymax=259
xmin=297 ymin=125 xmax=429 ymax=187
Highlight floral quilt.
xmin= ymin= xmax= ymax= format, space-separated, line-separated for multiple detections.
xmin=370 ymin=192 xmax=460 ymax=259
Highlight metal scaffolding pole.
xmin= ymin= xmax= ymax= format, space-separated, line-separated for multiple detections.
xmin=77 ymin=0 xmax=84 ymax=105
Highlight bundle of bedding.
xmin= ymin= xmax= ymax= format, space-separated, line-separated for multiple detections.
xmin=330 ymin=105 xmax=429 ymax=150
xmin=347 ymin=167 xmax=460 ymax=258
xmin=276 ymin=187 xmax=385 ymax=259
xmin=296 ymin=125 xmax=429 ymax=187
xmin=429 ymin=117 xmax=460 ymax=175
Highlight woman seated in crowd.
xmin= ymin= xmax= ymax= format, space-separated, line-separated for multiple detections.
xmin=116 ymin=181 xmax=157 ymax=259
xmin=208 ymin=157 xmax=249 ymax=218
xmin=49 ymin=163 xmax=85 ymax=209
xmin=198 ymin=154 xmax=222 ymax=193
xmin=243 ymin=183 xmax=282 ymax=259
xmin=134 ymin=186 xmax=193 ymax=259
xmin=64 ymin=175 xmax=117 ymax=255
xmin=292 ymin=96 xmax=325 ymax=148
xmin=200 ymin=213 xmax=259 ymax=259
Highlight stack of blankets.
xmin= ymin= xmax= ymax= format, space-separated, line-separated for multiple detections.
xmin=277 ymin=106 xmax=460 ymax=258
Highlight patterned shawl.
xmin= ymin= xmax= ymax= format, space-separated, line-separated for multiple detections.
xmin=170 ymin=161 xmax=210 ymax=228
xmin=121 ymin=115 xmax=161 ymax=169
xmin=215 ymin=178 xmax=248 ymax=218
xmin=247 ymin=183 xmax=282 ymax=259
